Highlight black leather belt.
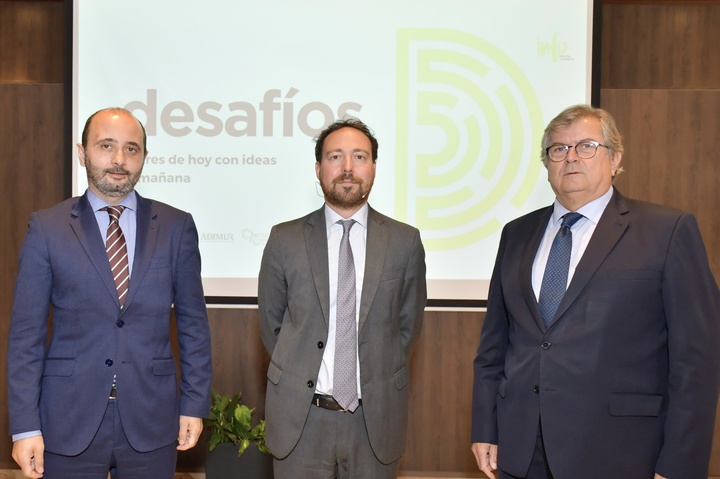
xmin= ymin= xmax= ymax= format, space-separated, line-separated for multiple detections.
xmin=109 ymin=384 xmax=117 ymax=400
xmin=312 ymin=394 xmax=360 ymax=412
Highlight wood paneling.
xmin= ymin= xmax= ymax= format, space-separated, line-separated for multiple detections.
xmin=604 ymin=89 xmax=720 ymax=280
xmin=0 ymin=2 xmax=64 ymax=83
xmin=175 ymin=308 xmax=486 ymax=475
xmin=176 ymin=308 xmax=272 ymax=471
xmin=401 ymin=310 xmax=484 ymax=473
xmin=605 ymin=1 xmax=720 ymax=4
xmin=0 ymin=83 xmax=65 ymax=468
xmin=602 ymin=5 xmax=720 ymax=89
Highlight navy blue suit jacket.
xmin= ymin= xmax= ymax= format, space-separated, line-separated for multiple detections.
xmin=7 ymin=192 xmax=212 ymax=455
xmin=472 ymin=190 xmax=720 ymax=479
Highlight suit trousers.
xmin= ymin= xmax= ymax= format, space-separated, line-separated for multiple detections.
xmin=499 ymin=420 xmax=554 ymax=479
xmin=43 ymin=400 xmax=177 ymax=479
xmin=273 ymin=403 xmax=399 ymax=479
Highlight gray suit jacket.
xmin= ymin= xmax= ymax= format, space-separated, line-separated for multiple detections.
xmin=258 ymin=205 xmax=427 ymax=464
xmin=472 ymin=189 xmax=720 ymax=479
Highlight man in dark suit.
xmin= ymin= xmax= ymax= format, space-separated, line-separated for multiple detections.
xmin=471 ymin=104 xmax=720 ymax=479
xmin=258 ymin=118 xmax=427 ymax=478
xmin=7 ymin=108 xmax=212 ymax=479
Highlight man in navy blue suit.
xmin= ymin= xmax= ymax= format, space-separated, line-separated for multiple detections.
xmin=471 ymin=105 xmax=720 ymax=479
xmin=7 ymin=108 xmax=212 ymax=479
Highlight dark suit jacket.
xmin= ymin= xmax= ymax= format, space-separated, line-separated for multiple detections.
xmin=258 ymin=205 xmax=427 ymax=464
xmin=472 ymin=189 xmax=720 ymax=479
xmin=7 ymin=192 xmax=212 ymax=455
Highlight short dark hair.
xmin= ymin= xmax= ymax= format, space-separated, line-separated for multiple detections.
xmin=314 ymin=118 xmax=378 ymax=163
xmin=81 ymin=107 xmax=147 ymax=154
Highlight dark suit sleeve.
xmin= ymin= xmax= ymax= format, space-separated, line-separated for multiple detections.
xmin=7 ymin=213 xmax=53 ymax=435
xmin=398 ymin=228 xmax=427 ymax=357
xmin=257 ymin=225 xmax=288 ymax=355
xmin=471 ymin=225 xmax=510 ymax=444
xmin=172 ymin=213 xmax=212 ymax=418
xmin=655 ymin=213 xmax=720 ymax=479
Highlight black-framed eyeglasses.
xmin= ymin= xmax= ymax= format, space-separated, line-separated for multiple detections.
xmin=545 ymin=140 xmax=610 ymax=162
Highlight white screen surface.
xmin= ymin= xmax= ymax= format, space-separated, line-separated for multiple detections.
xmin=72 ymin=0 xmax=598 ymax=302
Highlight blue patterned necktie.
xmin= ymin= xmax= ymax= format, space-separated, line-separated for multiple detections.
xmin=538 ymin=212 xmax=584 ymax=326
xmin=334 ymin=219 xmax=359 ymax=412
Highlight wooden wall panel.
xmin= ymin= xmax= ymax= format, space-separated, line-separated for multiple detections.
xmin=605 ymin=0 xmax=720 ymax=4
xmin=401 ymin=310 xmax=484 ymax=473
xmin=176 ymin=308 xmax=272 ymax=471
xmin=174 ymin=308 xmax=486 ymax=475
xmin=604 ymin=89 xmax=720 ymax=279
xmin=0 ymin=2 xmax=64 ymax=83
xmin=0 ymin=83 xmax=65 ymax=468
xmin=714 ymin=400 xmax=720 ymax=476
xmin=602 ymin=5 xmax=720 ymax=89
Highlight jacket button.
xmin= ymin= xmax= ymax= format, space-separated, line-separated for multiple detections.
xmin=317 ymin=341 xmax=324 ymax=349
xmin=116 ymin=320 xmax=125 ymax=328
xmin=533 ymin=385 xmax=540 ymax=394
xmin=307 ymin=380 xmax=314 ymax=388
xmin=541 ymin=341 xmax=551 ymax=350
xmin=105 ymin=359 xmax=113 ymax=367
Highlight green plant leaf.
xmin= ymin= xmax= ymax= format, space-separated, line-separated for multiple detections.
xmin=205 ymin=390 xmax=269 ymax=456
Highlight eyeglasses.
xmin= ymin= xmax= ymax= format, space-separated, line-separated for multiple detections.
xmin=545 ymin=140 xmax=610 ymax=162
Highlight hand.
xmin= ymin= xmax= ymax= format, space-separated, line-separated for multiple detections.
xmin=654 ymin=475 xmax=667 ymax=479
xmin=471 ymin=442 xmax=498 ymax=479
xmin=12 ymin=436 xmax=45 ymax=478
xmin=177 ymin=415 xmax=203 ymax=451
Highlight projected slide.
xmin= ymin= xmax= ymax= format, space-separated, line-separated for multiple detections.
xmin=72 ymin=0 xmax=597 ymax=301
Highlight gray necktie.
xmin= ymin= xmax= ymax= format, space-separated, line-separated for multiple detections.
xmin=538 ymin=212 xmax=584 ymax=326
xmin=334 ymin=219 xmax=359 ymax=412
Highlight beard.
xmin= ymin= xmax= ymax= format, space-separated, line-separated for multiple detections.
xmin=320 ymin=173 xmax=370 ymax=210
xmin=84 ymin=155 xmax=142 ymax=198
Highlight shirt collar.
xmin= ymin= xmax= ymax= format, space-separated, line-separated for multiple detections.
xmin=323 ymin=203 xmax=369 ymax=230
xmin=87 ymin=189 xmax=137 ymax=213
xmin=551 ymin=185 xmax=613 ymax=226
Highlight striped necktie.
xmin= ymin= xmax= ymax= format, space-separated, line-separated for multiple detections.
xmin=103 ymin=206 xmax=130 ymax=306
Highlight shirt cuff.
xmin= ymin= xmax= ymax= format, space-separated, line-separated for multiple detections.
xmin=12 ymin=430 xmax=42 ymax=442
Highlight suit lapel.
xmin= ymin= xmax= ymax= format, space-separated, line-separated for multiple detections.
xmin=121 ymin=193 xmax=159 ymax=313
xmin=521 ymin=207 xmax=554 ymax=331
xmin=551 ymin=190 xmax=630 ymax=326
xmin=305 ymin=207 xmax=331 ymax=328
xmin=69 ymin=194 xmax=122 ymax=308
xmin=358 ymin=208 xmax=387 ymax=332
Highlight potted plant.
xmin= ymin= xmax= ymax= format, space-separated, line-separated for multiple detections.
xmin=204 ymin=390 xmax=273 ymax=478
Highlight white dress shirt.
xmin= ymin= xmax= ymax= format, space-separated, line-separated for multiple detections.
xmin=532 ymin=186 xmax=614 ymax=300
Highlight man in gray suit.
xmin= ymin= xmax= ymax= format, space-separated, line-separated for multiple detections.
xmin=471 ymin=104 xmax=720 ymax=479
xmin=258 ymin=118 xmax=427 ymax=478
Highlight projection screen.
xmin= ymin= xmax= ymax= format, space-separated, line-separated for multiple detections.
xmin=71 ymin=0 xmax=601 ymax=304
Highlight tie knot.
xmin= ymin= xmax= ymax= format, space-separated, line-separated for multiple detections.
xmin=339 ymin=219 xmax=355 ymax=234
xmin=103 ymin=205 xmax=125 ymax=222
xmin=561 ymin=212 xmax=583 ymax=229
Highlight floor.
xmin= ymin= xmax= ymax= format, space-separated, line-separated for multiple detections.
xmin=0 ymin=471 xmax=482 ymax=479
xmin=0 ymin=471 xmax=715 ymax=479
